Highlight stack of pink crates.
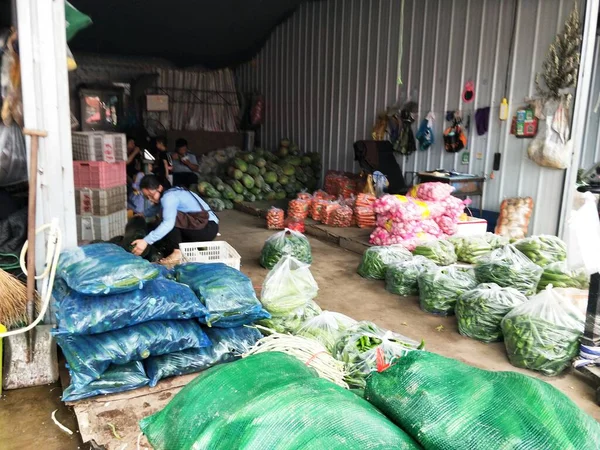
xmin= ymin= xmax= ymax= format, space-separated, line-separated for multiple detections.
xmin=72 ymin=131 xmax=128 ymax=242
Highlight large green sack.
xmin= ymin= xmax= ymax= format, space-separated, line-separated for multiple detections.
xmin=365 ymin=351 xmax=600 ymax=450
xmin=140 ymin=352 xmax=419 ymax=450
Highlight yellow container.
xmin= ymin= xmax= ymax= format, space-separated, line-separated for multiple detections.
xmin=0 ymin=323 xmax=5 ymax=395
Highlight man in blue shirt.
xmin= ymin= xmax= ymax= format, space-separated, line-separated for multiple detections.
xmin=131 ymin=175 xmax=219 ymax=265
xmin=171 ymin=138 xmax=200 ymax=188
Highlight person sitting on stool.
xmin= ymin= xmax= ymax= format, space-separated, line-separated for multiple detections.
xmin=171 ymin=138 xmax=199 ymax=188
xmin=131 ymin=174 xmax=219 ymax=266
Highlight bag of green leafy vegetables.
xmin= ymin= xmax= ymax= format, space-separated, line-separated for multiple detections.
xmin=537 ymin=261 xmax=589 ymax=291
xmin=259 ymin=300 xmax=322 ymax=334
xmin=357 ymin=245 xmax=412 ymax=280
xmin=384 ymin=256 xmax=436 ymax=296
xmin=297 ymin=311 xmax=357 ymax=351
xmin=482 ymin=232 xmax=509 ymax=249
xmin=474 ymin=245 xmax=543 ymax=296
xmin=514 ymin=234 xmax=567 ymax=266
xmin=418 ymin=266 xmax=477 ymax=316
xmin=412 ymin=239 xmax=456 ymax=265
xmin=333 ymin=321 xmax=424 ymax=388
xmin=452 ymin=236 xmax=493 ymax=264
xmin=260 ymin=229 xmax=312 ymax=269
xmin=501 ymin=286 xmax=585 ymax=376
xmin=456 ymin=283 xmax=528 ymax=343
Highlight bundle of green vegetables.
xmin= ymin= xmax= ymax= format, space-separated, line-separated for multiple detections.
xmin=456 ymin=283 xmax=528 ymax=342
xmin=333 ymin=321 xmax=424 ymax=388
xmin=412 ymin=239 xmax=457 ymax=266
xmin=448 ymin=236 xmax=493 ymax=264
xmin=474 ymin=245 xmax=543 ymax=296
xmin=418 ymin=266 xmax=477 ymax=316
xmin=482 ymin=232 xmax=509 ymax=249
xmin=357 ymin=245 xmax=413 ymax=280
xmin=537 ymin=261 xmax=589 ymax=291
xmin=259 ymin=229 xmax=312 ymax=269
xmin=384 ymin=256 xmax=436 ymax=296
xmin=501 ymin=287 xmax=585 ymax=376
xmin=514 ymin=235 xmax=567 ymax=266
xmin=296 ymin=311 xmax=357 ymax=352
xmin=258 ymin=300 xmax=322 ymax=334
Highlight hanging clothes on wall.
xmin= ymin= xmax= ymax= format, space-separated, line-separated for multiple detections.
xmin=393 ymin=109 xmax=416 ymax=156
xmin=416 ymin=112 xmax=435 ymax=150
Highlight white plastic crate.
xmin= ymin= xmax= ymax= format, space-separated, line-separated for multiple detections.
xmin=179 ymin=241 xmax=241 ymax=270
xmin=72 ymin=131 xmax=127 ymax=163
xmin=75 ymin=185 xmax=127 ymax=216
xmin=77 ymin=209 xmax=127 ymax=242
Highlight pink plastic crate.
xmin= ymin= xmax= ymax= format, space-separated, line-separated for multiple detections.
xmin=73 ymin=161 xmax=126 ymax=189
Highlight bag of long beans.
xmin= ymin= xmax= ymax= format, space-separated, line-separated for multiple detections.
xmin=385 ymin=256 xmax=436 ymax=296
xmin=418 ymin=266 xmax=477 ymax=316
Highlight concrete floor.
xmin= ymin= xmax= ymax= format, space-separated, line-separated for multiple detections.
xmin=2 ymin=209 xmax=598 ymax=450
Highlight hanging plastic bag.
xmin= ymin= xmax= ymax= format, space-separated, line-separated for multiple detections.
xmin=57 ymin=243 xmax=160 ymax=295
xmin=260 ymin=255 xmax=318 ymax=316
xmin=53 ymin=278 xmax=208 ymax=335
xmin=62 ymin=362 xmax=149 ymax=402
xmin=174 ymin=263 xmax=270 ymax=328
xmin=259 ymin=229 xmax=312 ymax=269
xmin=333 ymin=321 xmax=424 ymax=388
xmin=501 ymin=287 xmax=585 ymax=376
xmin=357 ymin=245 xmax=413 ymax=280
xmin=456 ymin=283 xmax=528 ymax=343
xmin=373 ymin=171 xmax=389 ymax=197
xmin=0 ymin=123 xmax=28 ymax=187
xmin=565 ymin=191 xmax=600 ymax=275
xmin=495 ymin=197 xmax=534 ymax=240
xmin=415 ymin=112 xmax=435 ymax=150
xmin=55 ymin=320 xmax=211 ymax=379
xmin=65 ymin=1 xmax=92 ymax=41
xmin=145 ymin=326 xmax=263 ymax=387
xmin=527 ymin=113 xmax=572 ymax=169
xmin=297 ymin=311 xmax=357 ymax=352
xmin=443 ymin=124 xmax=467 ymax=153
xmin=475 ymin=245 xmax=543 ymax=296
xmin=418 ymin=266 xmax=478 ymax=316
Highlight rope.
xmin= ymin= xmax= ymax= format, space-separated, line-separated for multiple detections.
xmin=573 ymin=344 xmax=600 ymax=368
xmin=396 ymin=0 xmax=405 ymax=85
xmin=0 ymin=253 xmax=20 ymax=270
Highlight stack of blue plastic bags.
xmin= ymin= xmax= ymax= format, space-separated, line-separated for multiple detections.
xmin=53 ymin=243 xmax=268 ymax=402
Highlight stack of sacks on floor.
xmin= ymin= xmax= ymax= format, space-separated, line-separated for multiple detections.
xmin=370 ymin=183 xmax=467 ymax=249
xmin=53 ymin=244 xmax=266 ymax=401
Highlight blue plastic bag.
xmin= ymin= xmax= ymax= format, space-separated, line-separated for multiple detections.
xmin=57 ymin=243 xmax=159 ymax=295
xmin=145 ymin=326 xmax=262 ymax=387
xmin=62 ymin=362 xmax=149 ymax=402
xmin=174 ymin=263 xmax=270 ymax=327
xmin=153 ymin=263 xmax=174 ymax=279
xmin=55 ymin=320 xmax=211 ymax=379
xmin=53 ymin=278 xmax=208 ymax=335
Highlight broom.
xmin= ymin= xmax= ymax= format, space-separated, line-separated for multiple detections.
xmin=0 ymin=269 xmax=41 ymax=330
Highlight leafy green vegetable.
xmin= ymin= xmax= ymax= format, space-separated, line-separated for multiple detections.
xmin=333 ymin=321 xmax=424 ymax=389
xmin=412 ymin=239 xmax=457 ymax=266
xmin=297 ymin=311 xmax=357 ymax=351
xmin=384 ymin=256 xmax=436 ymax=296
xmin=456 ymin=283 xmax=528 ymax=342
xmin=418 ymin=266 xmax=477 ymax=316
xmin=501 ymin=287 xmax=585 ymax=376
xmin=258 ymin=300 xmax=322 ymax=334
xmin=514 ymin=235 xmax=567 ymax=267
xmin=482 ymin=232 xmax=509 ymax=249
xmin=357 ymin=246 xmax=413 ymax=280
xmin=260 ymin=230 xmax=312 ymax=269
xmin=474 ymin=245 xmax=543 ymax=296
xmin=537 ymin=261 xmax=589 ymax=291
xmin=448 ymin=236 xmax=492 ymax=264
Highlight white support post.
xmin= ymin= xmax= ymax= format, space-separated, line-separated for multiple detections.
xmin=16 ymin=0 xmax=77 ymax=250
xmin=558 ymin=0 xmax=600 ymax=238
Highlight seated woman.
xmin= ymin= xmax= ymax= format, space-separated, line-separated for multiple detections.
xmin=131 ymin=175 xmax=219 ymax=265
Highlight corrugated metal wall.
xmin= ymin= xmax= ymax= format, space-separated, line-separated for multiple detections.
xmin=237 ymin=0 xmax=581 ymax=235
xmin=580 ymin=35 xmax=600 ymax=170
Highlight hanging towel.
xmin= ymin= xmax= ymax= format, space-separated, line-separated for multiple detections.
xmin=475 ymin=107 xmax=490 ymax=136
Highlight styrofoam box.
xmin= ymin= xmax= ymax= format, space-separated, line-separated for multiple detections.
xmin=77 ymin=210 xmax=127 ymax=242
xmin=179 ymin=241 xmax=241 ymax=270
xmin=73 ymin=161 xmax=126 ymax=189
xmin=454 ymin=217 xmax=488 ymax=237
xmin=72 ymin=131 xmax=127 ymax=163
xmin=75 ymin=185 xmax=127 ymax=216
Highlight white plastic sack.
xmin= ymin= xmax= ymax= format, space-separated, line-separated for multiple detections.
xmin=297 ymin=311 xmax=357 ymax=351
xmin=260 ymin=255 xmax=318 ymax=316
xmin=566 ymin=192 xmax=600 ymax=275
xmin=527 ymin=115 xmax=572 ymax=169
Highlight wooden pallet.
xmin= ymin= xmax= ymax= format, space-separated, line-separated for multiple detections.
xmin=59 ymin=365 xmax=197 ymax=449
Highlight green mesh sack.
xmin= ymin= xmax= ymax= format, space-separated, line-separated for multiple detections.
xmin=140 ymin=352 xmax=420 ymax=450
xmin=365 ymin=351 xmax=600 ymax=450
